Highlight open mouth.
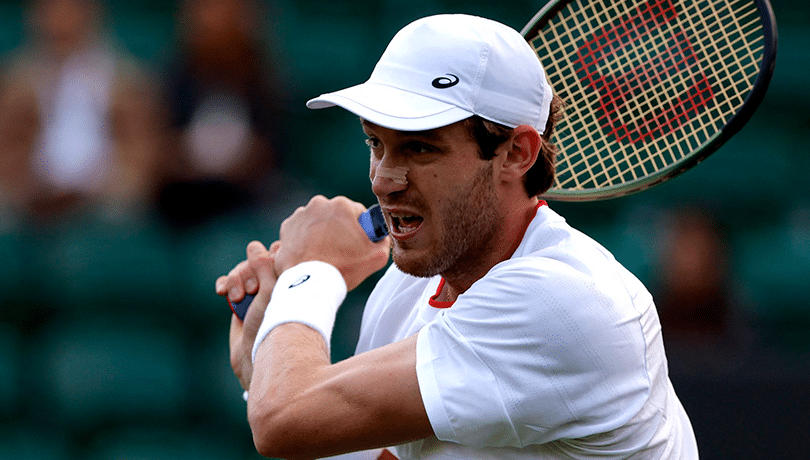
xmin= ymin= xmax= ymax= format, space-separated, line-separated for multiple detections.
xmin=388 ymin=211 xmax=424 ymax=239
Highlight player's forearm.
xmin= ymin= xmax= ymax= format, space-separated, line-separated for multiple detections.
xmin=247 ymin=325 xmax=431 ymax=459
xmin=248 ymin=323 xmax=344 ymax=459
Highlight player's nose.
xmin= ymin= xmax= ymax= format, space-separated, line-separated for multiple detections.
xmin=370 ymin=162 xmax=409 ymax=197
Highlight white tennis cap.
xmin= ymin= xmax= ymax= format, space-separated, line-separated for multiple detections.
xmin=306 ymin=14 xmax=554 ymax=133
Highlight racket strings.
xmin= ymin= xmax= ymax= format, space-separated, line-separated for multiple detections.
xmin=603 ymin=1 xmax=696 ymax=184
xmin=688 ymin=3 xmax=763 ymax=127
xmin=536 ymin=0 xmax=687 ymax=188
xmin=560 ymin=2 xmax=688 ymax=187
xmin=528 ymin=0 xmax=766 ymax=194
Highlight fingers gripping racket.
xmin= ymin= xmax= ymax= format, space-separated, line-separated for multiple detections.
xmin=228 ymin=204 xmax=388 ymax=321
xmin=523 ymin=0 xmax=777 ymax=200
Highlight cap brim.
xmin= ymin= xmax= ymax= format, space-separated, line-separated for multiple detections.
xmin=307 ymin=82 xmax=473 ymax=131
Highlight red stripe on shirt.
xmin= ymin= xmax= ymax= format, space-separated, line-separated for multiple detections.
xmin=377 ymin=448 xmax=399 ymax=460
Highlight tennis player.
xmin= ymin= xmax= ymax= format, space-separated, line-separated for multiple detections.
xmin=217 ymin=14 xmax=699 ymax=460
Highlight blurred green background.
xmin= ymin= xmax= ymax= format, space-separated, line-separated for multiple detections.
xmin=0 ymin=0 xmax=807 ymax=459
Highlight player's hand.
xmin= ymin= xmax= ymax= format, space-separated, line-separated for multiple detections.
xmin=217 ymin=241 xmax=280 ymax=390
xmin=215 ymin=259 xmax=258 ymax=306
xmin=275 ymin=195 xmax=390 ymax=291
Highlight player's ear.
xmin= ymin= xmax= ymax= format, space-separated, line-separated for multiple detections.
xmin=499 ymin=125 xmax=541 ymax=183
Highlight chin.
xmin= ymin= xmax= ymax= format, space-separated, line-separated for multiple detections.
xmin=391 ymin=245 xmax=443 ymax=279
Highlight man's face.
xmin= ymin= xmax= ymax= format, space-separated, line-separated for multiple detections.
xmin=364 ymin=120 xmax=504 ymax=279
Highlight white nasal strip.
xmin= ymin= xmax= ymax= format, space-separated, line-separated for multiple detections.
xmin=376 ymin=165 xmax=410 ymax=185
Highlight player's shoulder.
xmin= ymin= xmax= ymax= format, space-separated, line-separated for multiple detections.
xmin=519 ymin=206 xmax=611 ymax=256
xmin=474 ymin=254 xmax=609 ymax=311
xmin=508 ymin=205 xmax=627 ymax=279
xmin=468 ymin=209 xmax=645 ymax=316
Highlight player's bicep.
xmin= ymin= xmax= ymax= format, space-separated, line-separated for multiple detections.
xmin=323 ymin=333 xmax=432 ymax=448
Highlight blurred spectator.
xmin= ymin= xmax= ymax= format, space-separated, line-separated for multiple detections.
xmin=651 ymin=208 xmax=754 ymax=378
xmin=157 ymin=0 xmax=288 ymax=227
xmin=0 ymin=0 xmax=163 ymax=223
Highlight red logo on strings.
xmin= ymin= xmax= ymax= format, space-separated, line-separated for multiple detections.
xmin=574 ymin=0 xmax=715 ymax=144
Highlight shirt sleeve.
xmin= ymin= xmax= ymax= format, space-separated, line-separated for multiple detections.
xmin=415 ymin=257 xmax=652 ymax=448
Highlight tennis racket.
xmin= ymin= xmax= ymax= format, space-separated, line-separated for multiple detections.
xmin=523 ymin=0 xmax=777 ymax=201
xmin=228 ymin=204 xmax=388 ymax=321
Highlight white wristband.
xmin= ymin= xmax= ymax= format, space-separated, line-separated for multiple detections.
xmin=251 ymin=261 xmax=347 ymax=362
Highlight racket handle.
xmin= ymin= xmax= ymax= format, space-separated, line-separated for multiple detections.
xmin=227 ymin=204 xmax=388 ymax=321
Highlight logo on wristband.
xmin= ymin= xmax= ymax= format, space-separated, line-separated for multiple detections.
xmin=289 ymin=274 xmax=311 ymax=288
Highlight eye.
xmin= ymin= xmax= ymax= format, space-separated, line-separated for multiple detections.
xmin=365 ymin=137 xmax=383 ymax=157
xmin=403 ymin=142 xmax=436 ymax=155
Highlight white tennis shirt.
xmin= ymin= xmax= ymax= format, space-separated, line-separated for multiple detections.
xmin=348 ymin=204 xmax=698 ymax=459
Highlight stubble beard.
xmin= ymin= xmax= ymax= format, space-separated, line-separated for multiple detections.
xmin=392 ymin=163 xmax=502 ymax=280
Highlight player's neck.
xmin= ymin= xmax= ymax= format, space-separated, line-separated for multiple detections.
xmin=438 ymin=196 xmax=539 ymax=302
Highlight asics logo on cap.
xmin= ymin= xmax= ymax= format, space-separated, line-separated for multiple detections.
xmin=431 ymin=73 xmax=459 ymax=89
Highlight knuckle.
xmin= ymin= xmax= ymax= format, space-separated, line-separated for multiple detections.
xmin=246 ymin=241 xmax=265 ymax=258
xmin=309 ymin=195 xmax=327 ymax=206
xmin=287 ymin=206 xmax=305 ymax=222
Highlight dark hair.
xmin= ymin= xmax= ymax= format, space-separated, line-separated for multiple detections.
xmin=463 ymin=94 xmax=564 ymax=196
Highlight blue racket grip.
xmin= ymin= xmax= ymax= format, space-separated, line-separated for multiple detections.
xmin=227 ymin=204 xmax=388 ymax=321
